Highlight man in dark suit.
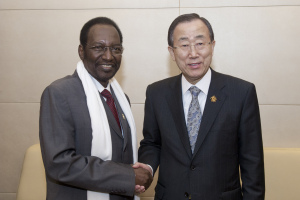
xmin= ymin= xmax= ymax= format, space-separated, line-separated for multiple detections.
xmin=39 ymin=17 xmax=152 ymax=200
xmin=137 ymin=13 xmax=265 ymax=199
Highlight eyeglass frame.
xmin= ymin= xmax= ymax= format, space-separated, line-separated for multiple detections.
xmin=85 ymin=43 xmax=124 ymax=55
xmin=171 ymin=41 xmax=212 ymax=52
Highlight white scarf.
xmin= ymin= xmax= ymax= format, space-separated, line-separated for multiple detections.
xmin=76 ymin=61 xmax=139 ymax=200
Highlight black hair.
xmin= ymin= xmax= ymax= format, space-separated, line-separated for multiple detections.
xmin=80 ymin=17 xmax=123 ymax=48
xmin=168 ymin=13 xmax=214 ymax=47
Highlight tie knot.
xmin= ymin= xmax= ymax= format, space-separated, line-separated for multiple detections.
xmin=189 ymin=86 xmax=201 ymax=97
xmin=101 ymin=89 xmax=113 ymax=99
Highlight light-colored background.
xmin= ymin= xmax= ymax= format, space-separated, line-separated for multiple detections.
xmin=0 ymin=1 xmax=300 ymax=199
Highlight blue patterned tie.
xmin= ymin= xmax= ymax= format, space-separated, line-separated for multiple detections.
xmin=187 ymin=86 xmax=202 ymax=154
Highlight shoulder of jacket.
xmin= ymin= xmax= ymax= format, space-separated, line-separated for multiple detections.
xmin=148 ymin=74 xmax=180 ymax=89
xmin=212 ymin=70 xmax=254 ymax=89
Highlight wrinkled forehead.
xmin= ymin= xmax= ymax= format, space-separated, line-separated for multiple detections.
xmin=173 ymin=20 xmax=210 ymax=43
xmin=87 ymin=24 xmax=120 ymax=44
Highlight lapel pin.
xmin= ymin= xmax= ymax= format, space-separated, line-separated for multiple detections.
xmin=122 ymin=114 xmax=125 ymax=119
xmin=210 ymin=96 xmax=217 ymax=102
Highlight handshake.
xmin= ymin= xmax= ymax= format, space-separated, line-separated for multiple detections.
xmin=132 ymin=162 xmax=153 ymax=194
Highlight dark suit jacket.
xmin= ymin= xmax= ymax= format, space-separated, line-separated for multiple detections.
xmin=139 ymin=69 xmax=265 ymax=200
xmin=39 ymin=71 xmax=135 ymax=200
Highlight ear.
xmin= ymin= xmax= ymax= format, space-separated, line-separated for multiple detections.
xmin=168 ymin=46 xmax=176 ymax=61
xmin=211 ymin=40 xmax=216 ymax=56
xmin=78 ymin=44 xmax=85 ymax=60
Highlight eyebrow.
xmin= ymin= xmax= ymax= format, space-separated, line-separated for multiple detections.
xmin=90 ymin=42 xmax=122 ymax=46
xmin=178 ymin=37 xmax=189 ymax=42
xmin=177 ymin=35 xmax=205 ymax=42
xmin=195 ymin=35 xmax=205 ymax=39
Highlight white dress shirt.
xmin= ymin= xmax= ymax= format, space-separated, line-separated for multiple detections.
xmin=91 ymin=75 xmax=111 ymax=97
xmin=181 ymin=68 xmax=211 ymax=124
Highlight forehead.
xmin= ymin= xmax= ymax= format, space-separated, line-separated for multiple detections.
xmin=87 ymin=24 xmax=120 ymax=44
xmin=173 ymin=19 xmax=210 ymax=42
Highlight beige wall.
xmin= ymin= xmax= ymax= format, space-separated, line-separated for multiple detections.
xmin=0 ymin=1 xmax=299 ymax=199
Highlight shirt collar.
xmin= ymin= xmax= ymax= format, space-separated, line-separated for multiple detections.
xmin=90 ymin=74 xmax=111 ymax=93
xmin=181 ymin=68 xmax=211 ymax=96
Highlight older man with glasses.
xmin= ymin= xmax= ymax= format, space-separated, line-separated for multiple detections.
xmin=136 ymin=13 xmax=265 ymax=200
xmin=39 ymin=17 xmax=152 ymax=200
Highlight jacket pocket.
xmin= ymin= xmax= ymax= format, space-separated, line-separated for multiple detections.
xmin=154 ymin=182 xmax=165 ymax=200
xmin=220 ymin=187 xmax=242 ymax=200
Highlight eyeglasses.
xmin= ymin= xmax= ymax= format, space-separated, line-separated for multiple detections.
xmin=86 ymin=43 xmax=124 ymax=55
xmin=172 ymin=42 xmax=212 ymax=52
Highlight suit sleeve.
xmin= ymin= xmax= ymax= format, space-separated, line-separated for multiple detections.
xmin=39 ymin=85 xmax=135 ymax=196
xmin=138 ymin=85 xmax=161 ymax=174
xmin=238 ymin=84 xmax=265 ymax=200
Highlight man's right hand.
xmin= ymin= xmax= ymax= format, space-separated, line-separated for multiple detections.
xmin=133 ymin=166 xmax=153 ymax=190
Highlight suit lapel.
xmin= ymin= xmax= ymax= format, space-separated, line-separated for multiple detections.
xmin=111 ymin=89 xmax=129 ymax=151
xmin=166 ymin=74 xmax=193 ymax=159
xmin=192 ymin=70 xmax=227 ymax=158
xmin=118 ymin=110 xmax=129 ymax=151
xmin=74 ymin=71 xmax=93 ymax=155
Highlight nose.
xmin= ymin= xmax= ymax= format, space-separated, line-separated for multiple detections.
xmin=101 ymin=47 xmax=113 ymax=60
xmin=189 ymin=45 xmax=199 ymax=58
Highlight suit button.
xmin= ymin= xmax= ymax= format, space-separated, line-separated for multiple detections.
xmin=184 ymin=192 xmax=189 ymax=198
xmin=190 ymin=165 xmax=196 ymax=170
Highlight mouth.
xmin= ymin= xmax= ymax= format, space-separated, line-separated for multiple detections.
xmin=188 ymin=62 xmax=202 ymax=69
xmin=98 ymin=64 xmax=115 ymax=71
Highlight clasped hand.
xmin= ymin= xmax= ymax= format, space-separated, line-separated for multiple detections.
xmin=132 ymin=162 xmax=153 ymax=194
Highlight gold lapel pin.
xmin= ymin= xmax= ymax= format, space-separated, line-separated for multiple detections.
xmin=210 ymin=96 xmax=217 ymax=102
xmin=122 ymin=114 xmax=125 ymax=119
